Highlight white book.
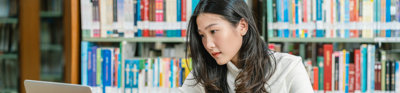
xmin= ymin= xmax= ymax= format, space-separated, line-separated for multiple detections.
xmin=124 ymin=0 xmax=135 ymax=38
xmin=166 ymin=0 xmax=177 ymax=30
xmin=362 ymin=0 xmax=374 ymax=38
xmin=367 ymin=44 xmax=375 ymax=92
xmin=80 ymin=0 xmax=93 ymax=38
xmin=100 ymin=0 xmax=114 ymax=38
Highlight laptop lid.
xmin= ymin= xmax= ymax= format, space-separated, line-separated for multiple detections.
xmin=24 ymin=80 xmax=92 ymax=93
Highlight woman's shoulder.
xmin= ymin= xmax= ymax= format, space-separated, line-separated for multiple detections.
xmin=271 ymin=52 xmax=303 ymax=66
xmin=267 ymin=52 xmax=304 ymax=81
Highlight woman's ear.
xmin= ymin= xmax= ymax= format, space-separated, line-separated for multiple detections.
xmin=237 ymin=18 xmax=248 ymax=36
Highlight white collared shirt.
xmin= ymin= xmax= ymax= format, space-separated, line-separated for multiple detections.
xmin=179 ymin=52 xmax=313 ymax=93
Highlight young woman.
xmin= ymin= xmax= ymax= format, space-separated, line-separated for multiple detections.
xmin=179 ymin=0 xmax=313 ymax=93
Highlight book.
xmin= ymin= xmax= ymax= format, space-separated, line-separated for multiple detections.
xmin=323 ymin=44 xmax=333 ymax=91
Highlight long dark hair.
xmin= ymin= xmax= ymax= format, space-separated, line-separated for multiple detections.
xmin=185 ymin=0 xmax=276 ymax=93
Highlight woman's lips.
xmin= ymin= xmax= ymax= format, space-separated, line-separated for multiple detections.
xmin=211 ymin=52 xmax=221 ymax=57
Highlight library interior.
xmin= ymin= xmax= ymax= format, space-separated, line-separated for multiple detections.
xmin=1 ymin=0 xmax=400 ymax=93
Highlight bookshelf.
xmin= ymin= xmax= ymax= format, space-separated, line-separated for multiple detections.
xmin=0 ymin=18 xmax=18 ymax=24
xmin=269 ymin=37 xmax=400 ymax=43
xmin=82 ymin=37 xmax=187 ymax=43
xmin=264 ymin=0 xmax=400 ymax=92
xmin=0 ymin=53 xmax=18 ymax=59
xmin=0 ymin=0 xmax=81 ymax=93
xmin=40 ymin=11 xmax=63 ymax=18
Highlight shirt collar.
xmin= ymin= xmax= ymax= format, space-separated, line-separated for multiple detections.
xmin=227 ymin=61 xmax=240 ymax=76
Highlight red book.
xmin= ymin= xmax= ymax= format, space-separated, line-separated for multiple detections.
xmin=349 ymin=0 xmax=359 ymax=38
xmin=354 ymin=49 xmax=361 ymax=91
xmin=375 ymin=63 xmax=382 ymax=90
xmin=313 ymin=67 xmax=319 ymax=90
xmin=323 ymin=44 xmax=333 ymax=91
xmin=114 ymin=48 xmax=119 ymax=86
xmin=181 ymin=0 xmax=187 ymax=37
xmin=142 ymin=0 xmax=150 ymax=37
xmin=349 ymin=63 xmax=355 ymax=92
xmin=302 ymin=0 xmax=307 ymax=35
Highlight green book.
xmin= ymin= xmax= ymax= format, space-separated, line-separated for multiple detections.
xmin=317 ymin=56 xmax=324 ymax=90
xmin=266 ymin=0 xmax=273 ymax=38
xmin=97 ymin=48 xmax=102 ymax=85
xmin=381 ymin=51 xmax=386 ymax=91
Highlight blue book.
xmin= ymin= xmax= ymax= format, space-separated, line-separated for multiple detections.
xmin=136 ymin=0 xmax=142 ymax=37
xmin=316 ymin=0 xmax=323 ymax=37
xmin=276 ymin=0 xmax=282 ymax=37
xmin=295 ymin=0 xmax=299 ymax=38
xmin=368 ymin=45 xmax=376 ymax=92
xmin=170 ymin=59 xmax=174 ymax=88
xmin=91 ymin=46 xmax=98 ymax=86
xmin=177 ymin=0 xmax=182 ymax=37
xmin=192 ymin=0 xmax=200 ymax=12
xmin=179 ymin=59 xmax=183 ymax=86
xmin=101 ymin=49 xmax=112 ymax=86
xmin=117 ymin=50 xmax=122 ymax=88
xmin=345 ymin=0 xmax=350 ymax=38
xmin=345 ymin=52 xmax=350 ymax=92
xmin=283 ymin=0 xmax=289 ymax=38
xmin=132 ymin=59 xmax=140 ymax=89
xmin=125 ymin=60 xmax=133 ymax=91
xmin=361 ymin=45 xmax=367 ymax=92
xmin=81 ymin=42 xmax=89 ymax=86
xmin=386 ymin=0 xmax=391 ymax=37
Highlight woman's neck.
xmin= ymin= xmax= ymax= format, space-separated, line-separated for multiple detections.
xmin=230 ymin=53 xmax=241 ymax=68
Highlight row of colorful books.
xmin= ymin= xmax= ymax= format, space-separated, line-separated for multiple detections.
xmin=265 ymin=0 xmax=400 ymax=38
xmin=80 ymin=0 xmax=200 ymax=38
xmin=81 ymin=42 xmax=192 ymax=93
xmin=301 ymin=44 xmax=400 ymax=92
xmin=268 ymin=30 xmax=400 ymax=38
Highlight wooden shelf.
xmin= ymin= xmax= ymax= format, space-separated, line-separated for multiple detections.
xmin=0 ymin=18 xmax=18 ymax=24
xmin=0 ymin=53 xmax=18 ymax=59
xmin=40 ymin=11 xmax=62 ymax=18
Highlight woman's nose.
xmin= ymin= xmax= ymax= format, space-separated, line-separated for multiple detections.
xmin=204 ymin=37 xmax=216 ymax=50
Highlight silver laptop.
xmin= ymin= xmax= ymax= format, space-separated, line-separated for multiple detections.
xmin=24 ymin=80 xmax=92 ymax=93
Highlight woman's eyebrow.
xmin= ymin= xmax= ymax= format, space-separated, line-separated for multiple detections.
xmin=198 ymin=23 xmax=218 ymax=32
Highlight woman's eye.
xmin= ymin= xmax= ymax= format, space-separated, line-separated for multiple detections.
xmin=210 ymin=30 xmax=216 ymax=34
xmin=199 ymin=34 xmax=204 ymax=38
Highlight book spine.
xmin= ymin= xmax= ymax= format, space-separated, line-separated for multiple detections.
xmin=349 ymin=63 xmax=355 ymax=92
xmin=354 ymin=49 xmax=361 ymax=91
xmin=181 ymin=0 xmax=187 ymax=37
xmin=345 ymin=51 xmax=349 ymax=92
xmin=317 ymin=56 xmax=324 ymax=90
xmin=313 ymin=67 xmax=319 ymax=90
xmin=368 ymin=45 xmax=376 ymax=92
xmin=283 ymin=0 xmax=289 ymax=38
xmin=360 ymin=44 xmax=367 ymax=92
xmin=392 ymin=61 xmax=395 ymax=91
xmin=267 ymin=0 xmax=273 ymax=38
xmin=381 ymin=51 xmax=387 ymax=91
xmin=386 ymin=0 xmax=391 ymax=37
xmin=81 ymin=42 xmax=89 ymax=86
xmin=395 ymin=62 xmax=400 ymax=92
xmin=143 ymin=0 xmax=150 ymax=37
xmin=155 ymin=0 xmax=164 ymax=36
xmin=176 ymin=0 xmax=181 ymax=37
xmin=316 ymin=0 xmax=324 ymax=37
xmin=324 ymin=44 xmax=333 ymax=91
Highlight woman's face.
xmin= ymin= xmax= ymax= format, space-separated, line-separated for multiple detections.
xmin=196 ymin=13 xmax=248 ymax=65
